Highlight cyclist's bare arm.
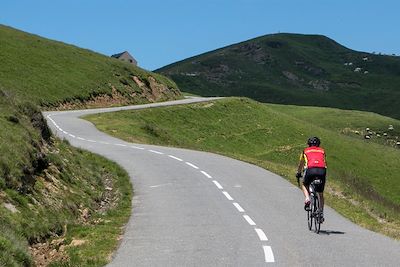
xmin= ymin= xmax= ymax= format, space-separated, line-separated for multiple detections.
xmin=297 ymin=153 xmax=305 ymax=173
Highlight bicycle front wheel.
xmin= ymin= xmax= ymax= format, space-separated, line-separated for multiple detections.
xmin=313 ymin=194 xmax=321 ymax=233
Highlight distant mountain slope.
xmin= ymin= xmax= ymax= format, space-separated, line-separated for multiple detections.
xmin=156 ymin=33 xmax=400 ymax=119
xmin=0 ymin=24 xmax=181 ymax=108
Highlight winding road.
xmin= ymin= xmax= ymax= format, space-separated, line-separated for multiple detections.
xmin=44 ymin=97 xmax=400 ymax=266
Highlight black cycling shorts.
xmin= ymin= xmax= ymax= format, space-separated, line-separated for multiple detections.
xmin=303 ymin=167 xmax=326 ymax=192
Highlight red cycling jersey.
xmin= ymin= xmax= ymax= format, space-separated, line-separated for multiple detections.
xmin=301 ymin=146 xmax=327 ymax=168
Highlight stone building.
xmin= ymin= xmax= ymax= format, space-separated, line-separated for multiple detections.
xmin=111 ymin=51 xmax=137 ymax=65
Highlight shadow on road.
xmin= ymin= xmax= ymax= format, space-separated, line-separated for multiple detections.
xmin=319 ymin=230 xmax=345 ymax=235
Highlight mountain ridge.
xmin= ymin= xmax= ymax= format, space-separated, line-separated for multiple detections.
xmin=157 ymin=33 xmax=400 ymax=119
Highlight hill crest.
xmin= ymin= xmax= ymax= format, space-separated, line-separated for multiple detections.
xmin=0 ymin=24 xmax=181 ymax=109
xmin=157 ymin=32 xmax=400 ymax=119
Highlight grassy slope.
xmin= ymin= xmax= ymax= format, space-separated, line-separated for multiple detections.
xmin=157 ymin=33 xmax=400 ymax=119
xmin=0 ymin=25 xmax=179 ymax=265
xmin=0 ymin=69 xmax=132 ymax=267
xmin=0 ymin=24 xmax=180 ymax=106
xmin=86 ymin=98 xmax=400 ymax=238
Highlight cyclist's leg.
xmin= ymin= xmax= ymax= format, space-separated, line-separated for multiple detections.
xmin=301 ymin=183 xmax=310 ymax=201
xmin=314 ymin=169 xmax=326 ymax=221
xmin=318 ymin=192 xmax=324 ymax=223
xmin=302 ymin=169 xmax=312 ymax=208
xmin=318 ymin=173 xmax=326 ymax=212
xmin=320 ymin=193 xmax=324 ymax=210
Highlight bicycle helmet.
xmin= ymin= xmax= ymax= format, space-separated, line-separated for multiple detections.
xmin=307 ymin=136 xmax=321 ymax=147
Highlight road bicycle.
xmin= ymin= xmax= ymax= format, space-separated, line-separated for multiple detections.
xmin=306 ymin=179 xmax=323 ymax=233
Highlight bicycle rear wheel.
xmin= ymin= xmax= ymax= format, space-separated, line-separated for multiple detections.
xmin=307 ymin=195 xmax=313 ymax=230
xmin=313 ymin=194 xmax=321 ymax=233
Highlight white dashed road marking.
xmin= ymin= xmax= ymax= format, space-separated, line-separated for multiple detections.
xmin=150 ymin=183 xmax=171 ymax=188
xmin=149 ymin=149 xmax=164 ymax=155
xmin=200 ymin=170 xmax=212 ymax=178
xmin=263 ymin=246 xmax=275 ymax=263
xmin=100 ymin=141 xmax=110 ymax=145
xmin=213 ymin=180 xmax=223 ymax=190
xmin=222 ymin=191 xmax=234 ymax=201
xmin=185 ymin=162 xmax=199 ymax=169
xmin=233 ymin=202 xmax=245 ymax=212
xmin=168 ymin=155 xmax=183 ymax=161
xmin=131 ymin=146 xmax=144 ymax=150
xmin=115 ymin=144 xmax=127 ymax=147
xmin=243 ymin=215 xmax=256 ymax=226
xmin=255 ymin=228 xmax=268 ymax=241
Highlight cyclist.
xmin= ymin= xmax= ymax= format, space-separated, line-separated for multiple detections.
xmin=296 ymin=136 xmax=327 ymax=221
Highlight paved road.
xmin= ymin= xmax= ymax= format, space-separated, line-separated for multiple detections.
xmin=44 ymin=97 xmax=400 ymax=266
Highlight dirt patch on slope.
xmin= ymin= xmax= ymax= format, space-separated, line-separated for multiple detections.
xmin=28 ymin=154 xmax=120 ymax=266
xmin=51 ymin=75 xmax=181 ymax=111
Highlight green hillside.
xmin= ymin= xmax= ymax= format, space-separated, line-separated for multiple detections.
xmin=0 ymin=25 xmax=180 ymax=266
xmin=156 ymin=33 xmax=400 ymax=119
xmin=0 ymin=24 xmax=181 ymax=107
xmin=86 ymin=98 xmax=400 ymax=239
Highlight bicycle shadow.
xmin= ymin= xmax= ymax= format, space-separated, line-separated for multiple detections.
xmin=319 ymin=230 xmax=345 ymax=235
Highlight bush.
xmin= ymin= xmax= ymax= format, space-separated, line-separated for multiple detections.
xmin=6 ymin=115 xmax=19 ymax=124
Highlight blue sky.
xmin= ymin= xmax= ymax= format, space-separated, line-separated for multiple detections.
xmin=2 ymin=0 xmax=399 ymax=70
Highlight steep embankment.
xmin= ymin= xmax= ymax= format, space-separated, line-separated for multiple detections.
xmin=157 ymin=33 xmax=400 ymax=119
xmin=0 ymin=25 xmax=180 ymax=266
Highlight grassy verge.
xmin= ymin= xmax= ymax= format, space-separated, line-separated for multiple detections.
xmin=180 ymin=91 xmax=202 ymax=97
xmin=0 ymin=95 xmax=132 ymax=266
xmin=85 ymin=97 xmax=400 ymax=239
xmin=0 ymin=138 xmax=132 ymax=267
xmin=47 ymin=142 xmax=132 ymax=267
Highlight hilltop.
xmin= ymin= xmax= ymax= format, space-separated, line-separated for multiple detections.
xmin=157 ymin=33 xmax=400 ymax=119
xmin=0 ymin=24 xmax=181 ymax=108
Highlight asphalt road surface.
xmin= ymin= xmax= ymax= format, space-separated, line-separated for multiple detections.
xmin=44 ymin=97 xmax=400 ymax=266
